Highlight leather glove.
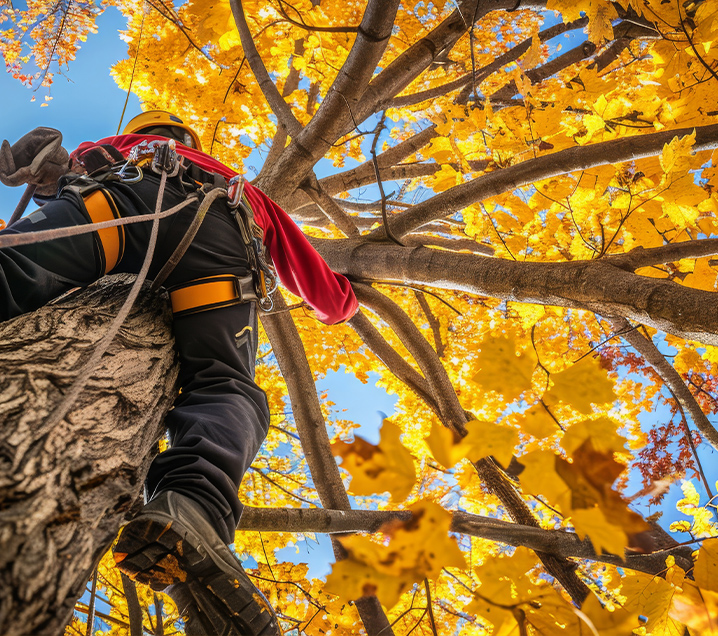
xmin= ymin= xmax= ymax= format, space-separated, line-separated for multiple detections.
xmin=0 ymin=127 xmax=69 ymax=196
xmin=70 ymin=144 xmax=125 ymax=176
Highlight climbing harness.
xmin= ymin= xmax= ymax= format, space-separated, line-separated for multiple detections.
xmin=227 ymin=175 xmax=278 ymax=311
xmin=114 ymin=139 xmax=278 ymax=314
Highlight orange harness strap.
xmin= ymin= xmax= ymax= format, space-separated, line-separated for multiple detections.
xmin=83 ymin=189 xmax=125 ymax=274
xmin=168 ymin=274 xmax=257 ymax=317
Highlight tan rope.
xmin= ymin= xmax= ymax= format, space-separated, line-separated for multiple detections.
xmin=0 ymin=195 xmax=197 ymax=249
xmin=149 ymin=186 xmax=227 ymax=292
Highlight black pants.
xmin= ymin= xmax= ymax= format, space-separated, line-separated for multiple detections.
xmin=0 ymin=172 xmax=270 ymax=543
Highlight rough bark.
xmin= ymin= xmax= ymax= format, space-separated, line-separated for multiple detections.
xmin=239 ymin=506 xmax=693 ymax=575
xmin=0 ymin=275 xmax=179 ymax=636
xmin=315 ymin=240 xmax=718 ymax=346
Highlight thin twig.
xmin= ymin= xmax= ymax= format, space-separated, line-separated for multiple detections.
xmin=370 ymin=112 xmax=404 ymax=246
xmin=423 ymin=579 xmax=439 ymax=636
xmin=86 ymin=569 xmax=98 ymax=636
xmin=117 ymin=7 xmax=146 ymax=134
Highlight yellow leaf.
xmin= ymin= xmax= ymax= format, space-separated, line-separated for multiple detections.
xmin=332 ymin=419 xmax=416 ymax=501
xmin=431 ymin=163 xmax=461 ymax=192
xmin=519 ymin=404 xmax=559 ymax=440
xmin=571 ymin=507 xmax=628 ymax=555
xmin=683 ymin=257 xmax=718 ymax=291
xmin=622 ymin=571 xmax=685 ymax=636
xmin=325 ymin=501 xmax=464 ymax=608
xmin=426 ymin=423 xmax=462 ymax=468
xmin=543 ymin=355 xmax=616 ymax=414
xmin=582 ymin=113 xmax=605 ymax=139
xmin=672 ymin=581 xmax=718 ymax=635
xmin=519 ymin=450 xmax=571 ymax=507
xmin=522 ymin=35 xmax=542 ymax=69
xmin=561 ymin=417 xmax=628 ymax=456
xmin=428 ymin=420 xmax=517 ymax=468
xmin=581 ymin=595 xmax=643 ymax=636
xmin=660 ymin=131 xmax=696 ymax=176
xmin=586 ymin=1 xmax=617 ymax=44
xmin=472 ymin=333 xmax=537 ymax=403
xmin=695 ymin=537 xmax=718 ymax=592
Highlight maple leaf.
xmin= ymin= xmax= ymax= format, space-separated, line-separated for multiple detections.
xmin=324 ymin=501 xmax=464 ymax=608
xmin=331 ymin=419 xmax=416 ymax=501
xmin=543 ymin=355 xmax=616 ymax=414
xmin=427 ymin=419 xmax=518 ymax=468
xmin=471 ymin=333 xmax=537 ymax=403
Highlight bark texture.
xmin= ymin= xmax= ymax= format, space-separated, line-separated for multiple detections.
xmin=0 ymin=275 xmax=179 ymax=636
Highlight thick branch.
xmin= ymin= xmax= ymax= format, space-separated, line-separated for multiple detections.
xmin=316 ymin=241 xmax=718 ymax=347
xmin=300 ymin=173 xmax=361 ymax=238
xmin=444 ymin=17 xmax=589 ymax=108
xmin=352 ymin=283 xmax=468 ymax=435
xmin=299 ymin=0 xmax=400 ymax=150
xmin=609 ymin=317 xmax=718 ymax=449
xmin=261 ymin=294 xmax=394 ymax=635
xmin=239 ymin=506 xmax=691 ymax=575
xmin=230 ymin=0 xmax=302 ymax=138
xmin=402 ymin=234 xmax=495 ymax=255
xmin=474 ymin=458 xmax=589 ymax=604
xmin=487 ymin=39 xmax=598 ymax=104
xmin=356 ymin=0 xmax=547 ymax=123
xmin=318 ymin=125 xmax=439 ymax=195
xmin=606 ymin=239 xmax=718 ymax=271
xmin=347 ymin=310 xmax=442 ymax=417
xmin=372 ymin=122 xmax=718 ymax=238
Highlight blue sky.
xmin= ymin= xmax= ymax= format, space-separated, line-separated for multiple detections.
xmin=0 ymin=7 xmax=142 ymax=221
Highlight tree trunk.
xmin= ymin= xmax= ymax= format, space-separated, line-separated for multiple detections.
xmin=0 ymin=274 xmax=179 ymax=636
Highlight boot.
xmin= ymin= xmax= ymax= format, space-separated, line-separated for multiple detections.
xmin=113 ymin=490 xmax=281 ymax=636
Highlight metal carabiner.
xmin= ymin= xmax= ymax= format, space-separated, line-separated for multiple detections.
xmin=113 ymin=164 xmax=144 ymax=183
xmin=227 ymin=175 xmax=245 ymax=208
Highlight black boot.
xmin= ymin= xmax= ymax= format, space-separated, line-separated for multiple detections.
xmin=113 ymin=490 xmax=281 ymax=636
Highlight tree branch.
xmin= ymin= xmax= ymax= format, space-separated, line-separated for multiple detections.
xmin=315 ymin=240 xmax=718 ymax=347
xmin=260 ymin=292 xmax=393 ymax=635
xmin=260 ymin=291 xmax=349 ymax=510
xmin=238 ymin=505 xmax=692 ymax=575
xmin=608 ymin=317 xmax=718 ymax=449
xmin=300 ymin=172 xmax=361 ymax=237
xmin=371 ymin=122 xmax=718 ymax=239
xmin=288 ymin=0 xmax=400 ymax=168
xmin=230 ymin=0 xmax=303 ymax=138
xmin=352 ymin=282 xmax=468 ymax=435
xmin=355 ymin=0 xmax=547 ymax=124
xmin=605 ymin=238 xmax=718 ymax=271
xmin=474 ymin=458 xmax=589 ymax=605
xmin=347 ymin=310 xmax=442 ymax=417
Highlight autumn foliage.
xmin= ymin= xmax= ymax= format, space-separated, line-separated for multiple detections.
xmin=3 ymin=0 xmax=718 ymax=634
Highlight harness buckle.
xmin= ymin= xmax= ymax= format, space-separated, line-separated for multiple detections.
xmin=151 ymin=139 xmax=180 ymax=177
xmin=117 ymin=139 xmax=180 ymax=179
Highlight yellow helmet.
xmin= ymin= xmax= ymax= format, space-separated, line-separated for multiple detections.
xmin=122 ymin=110 xmax=202 ymax=152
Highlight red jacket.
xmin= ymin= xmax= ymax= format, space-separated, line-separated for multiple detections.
xmin=72 ymin=135 xmax=358 ymax=324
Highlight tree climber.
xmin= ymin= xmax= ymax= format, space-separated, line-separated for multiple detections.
xmin=0 ymin=111 xmax=358 ymax=636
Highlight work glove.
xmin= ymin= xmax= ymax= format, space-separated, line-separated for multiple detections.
xmin=70 ymin=144 xmax=125 ymax=176
xmin=0 ymin=127 xmax=69 ymax=196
